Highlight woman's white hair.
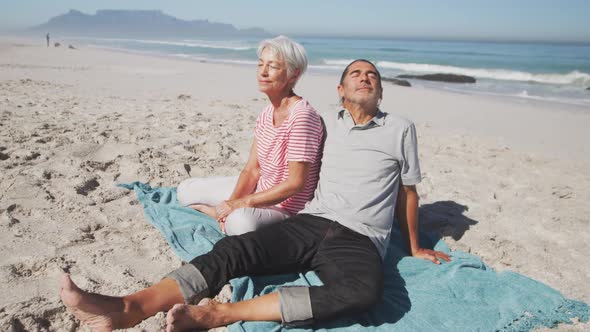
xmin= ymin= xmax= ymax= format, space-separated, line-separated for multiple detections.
xmin=257 ymin=35 xmax=308 ymax=86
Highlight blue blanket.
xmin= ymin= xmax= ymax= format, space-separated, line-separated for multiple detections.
xmin=120 ymin=182 xmax=590 ymax=332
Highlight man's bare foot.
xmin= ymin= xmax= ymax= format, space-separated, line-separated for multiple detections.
xmin=197 ymin=297 xmax=220 ymax=306
xmin=189 ymin=204 xmax=218 ymax=219
xmin=166 ymin=303 xmax=225 ymax=332
xmin=59 ymin=273 xmax=125 ymax=332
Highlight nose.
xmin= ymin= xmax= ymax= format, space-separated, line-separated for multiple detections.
xmin=360 ymin=71 xmax=370 ymax=82
xmin=258 ymin=64 xmax=269 ymax=77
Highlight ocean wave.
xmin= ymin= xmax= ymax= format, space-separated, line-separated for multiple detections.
xmin=378 ymin=47 xmax=414 ymax=53
xmin=205 ymin=58 xmax=258 ymax=66
xmin=375 ymin=61 xmax=590 ymax=87
xmin=82 ymin=37 xmax=254 ymax=51
xmin=322 ymin=59 xmax=356 ymax=67
xmin=134 ymin=39 xmax=254 ymax=50
xmin=510 ymin=90 xmax=590 ymax=106
xmin=378 ymin=48 xmax=504 ymax=57
xmin=442 ymin=86 xmax=590 ymax=107
xmin=309 ymin=63 xmax=351 ymax=70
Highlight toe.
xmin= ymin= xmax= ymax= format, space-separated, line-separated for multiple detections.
xmin=198 ymin=297 xmax=212 ymax=306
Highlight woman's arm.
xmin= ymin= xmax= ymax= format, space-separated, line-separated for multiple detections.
xmin=228 ymin=139 xmax=261 ymax=200
xmin=216 ymin=161 xmax=310 ymax=221
xmin=216 ymin=108 xmax=321 ymax=221
xmin=236 ymin=161 xmax=309 ymax=207
xmin=191 ymin=139 xmax=259 ymax=223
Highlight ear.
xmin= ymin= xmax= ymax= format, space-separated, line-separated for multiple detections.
xmin=337 ymin=84 xmax=344 ymax=100
xmin=289 ymin=69 xmax=301 ymax=85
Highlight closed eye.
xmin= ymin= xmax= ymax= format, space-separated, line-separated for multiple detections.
xmin=350 ymin=70 xmax=361 ymax=77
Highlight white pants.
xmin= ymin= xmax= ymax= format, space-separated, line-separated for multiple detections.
xmin=177 ymin=176 xmax=291 ymax=236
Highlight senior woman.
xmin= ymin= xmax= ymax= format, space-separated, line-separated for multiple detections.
xmin=176 ymin=36 xmax=323 ymax=236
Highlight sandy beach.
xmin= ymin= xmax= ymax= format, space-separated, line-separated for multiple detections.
xmin=1 ymin=37 xmax=589 ymax=331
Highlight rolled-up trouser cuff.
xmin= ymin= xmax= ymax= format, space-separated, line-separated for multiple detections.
xmin=165 ymin=264 xmax=209 ymax=304
xmin=278 ymin=286 xmax=314 ymax=327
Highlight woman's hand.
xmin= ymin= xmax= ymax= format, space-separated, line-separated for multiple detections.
xmin=190 ymin=204 xmax=228 ymax=234
xmin=215 ymin=199 xmax=247 ymax=222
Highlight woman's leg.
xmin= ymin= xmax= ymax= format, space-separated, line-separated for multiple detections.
xmin=176 ymin=176 xmax=238 ymax=206
xmin=224 ymin=206 xmax=291 ymax=236
xmin=60 ymin=274 xmax=184 ymax=331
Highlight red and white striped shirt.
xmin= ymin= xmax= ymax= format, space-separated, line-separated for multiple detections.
xmin=254 ymin=99 xmax=324 ymax=215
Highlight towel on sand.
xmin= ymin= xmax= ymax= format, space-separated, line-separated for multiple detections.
xmin=120 ymin=182 xmax=590 ymax=332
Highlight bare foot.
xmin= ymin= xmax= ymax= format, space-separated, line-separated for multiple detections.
xmin=166 ymin=303 xmax=224 ymax=332
xmin=189 ymin=204 xmax=226 ymax=233
xmin=189 ymin=204 xmax=218 ymax=219
xmin=59 ymin=273 xmax=125 ymax=332
xmin=197 ymin=297 xmax=219 ymax=306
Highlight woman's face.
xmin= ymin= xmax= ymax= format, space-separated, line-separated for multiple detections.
xmin=257 ymin=48 xmax=292 ymax=96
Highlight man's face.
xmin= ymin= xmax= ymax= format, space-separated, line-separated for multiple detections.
xmin=338 ymin=61 xmax=383 ymax=108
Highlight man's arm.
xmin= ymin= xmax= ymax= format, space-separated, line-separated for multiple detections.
xmin=396 ymin=184 xmax=451 ymax=264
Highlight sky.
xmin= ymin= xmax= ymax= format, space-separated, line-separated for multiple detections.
xmin=0 ymin=0 xmax=589 ymax=42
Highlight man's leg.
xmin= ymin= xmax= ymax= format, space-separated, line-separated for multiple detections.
xmin=165 ymin=214 xmax=333 ymax=330
xmin=61 ymin=215 xmax=328 ymax=330
xmin=186 ymin=215 xmax=327 ymax=295
xmin=60 ymin=274 xmax=184 ymax=331
xmin=284 ymin=221 xmax=384 ymax=326
xmin=168 ymin=217 xmax=383 ymax=330
xmin=63 ymin=277 xmax=282 ymax=332
xmin=166 ymin=292 xmax=281 ymax=332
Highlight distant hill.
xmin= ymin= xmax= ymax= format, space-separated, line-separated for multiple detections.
xmin=27 ymin=9 xmax=270 ymax=38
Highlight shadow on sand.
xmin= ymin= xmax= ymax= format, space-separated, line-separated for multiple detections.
xmin=419 ymin=200 xmax=478 ymax=241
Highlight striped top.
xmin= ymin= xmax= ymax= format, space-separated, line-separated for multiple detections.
xmin=254 ymin=99 xmax=324 ymax=215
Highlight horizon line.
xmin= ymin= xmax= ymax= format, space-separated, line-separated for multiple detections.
xmin=2 ymin=29 xmax=589 ymax=46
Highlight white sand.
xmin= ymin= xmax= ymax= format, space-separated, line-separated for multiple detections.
xmin=0 ymin=37 xmax=589 ymax=331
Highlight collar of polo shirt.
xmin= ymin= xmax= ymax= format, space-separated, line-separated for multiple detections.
xmin=338 ymin=109 xmax=385 ymax=129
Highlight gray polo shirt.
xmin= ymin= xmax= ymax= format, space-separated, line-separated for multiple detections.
xmin=301 ymin=109 xmax=421 ymax=259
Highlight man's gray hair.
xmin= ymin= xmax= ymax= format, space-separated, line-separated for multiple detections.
xmin=257 ymin=35 xmax=308 ymax=86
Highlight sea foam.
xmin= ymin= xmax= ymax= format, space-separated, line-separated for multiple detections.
xmin=322 ymin=59 xmax=590 ymax=87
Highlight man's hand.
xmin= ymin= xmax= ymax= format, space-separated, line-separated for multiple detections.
xmin=412 ymin=248 xmax=451 ymax=265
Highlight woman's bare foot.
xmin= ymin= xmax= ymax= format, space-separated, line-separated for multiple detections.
xmin=59 ymin=273 xmax=125 ymax=332
xmin=189 ymin=204 xmax=218 ymax=219
xmin=189 ymin=204 xmax=226 ymax=233
xmin=166 ymin=303 xmax=225 ymax=332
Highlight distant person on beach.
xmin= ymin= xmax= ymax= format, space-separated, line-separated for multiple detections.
xmin=59 ymin=59 xmax=450 ymax=331
xmin=46 ymin=33 xmax=50 ymax=47
xmin=176 ymin=35 xmax=324 ymax=236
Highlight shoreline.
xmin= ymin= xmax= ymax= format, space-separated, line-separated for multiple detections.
xmin=6 ymin=34 xmax=590 ymax=110
xmin=1 ymin=37 xmax=589 ymax=331
xmin=89 ymin=42 xmax=590 ymax=111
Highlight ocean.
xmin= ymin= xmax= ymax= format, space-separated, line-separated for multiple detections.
xmin=73 ymin=36 xmax=590 ymax=107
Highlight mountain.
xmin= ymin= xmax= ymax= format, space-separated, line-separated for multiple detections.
xmin=27 ymin=9 xmax=270 ymax=38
